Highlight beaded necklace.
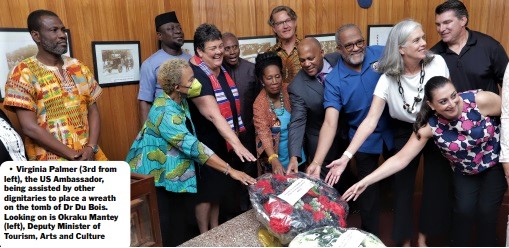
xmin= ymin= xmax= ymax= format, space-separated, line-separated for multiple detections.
xmin=397 ymin=62 xmax=425 ymax=114
xmin=268 ymin=91 xmax=285 ymax=116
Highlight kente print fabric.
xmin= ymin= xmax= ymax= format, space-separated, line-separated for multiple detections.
xmin=429 ymin=90 xmax=500 ymax=175
xmin=127 ymin=95 xmax=214 ymax=193
xmin=268 ymin=38 xmax=301 ymax=85
xmin=4 ymin=56 xmax=106 ymax=161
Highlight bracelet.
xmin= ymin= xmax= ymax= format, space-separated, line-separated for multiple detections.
xmin=268 ymin=154 xmax=279 ymax=164
xmin=343 ymin=150 xmax=353 ymax=160
xmin=312 ymin=160 xmax=321 ymax=166
xmin=224 ymin=163 xmax=231 ymax=176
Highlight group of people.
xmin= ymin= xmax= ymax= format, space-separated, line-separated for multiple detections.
xmin=3 ymin=0 xmax=509 ymax=247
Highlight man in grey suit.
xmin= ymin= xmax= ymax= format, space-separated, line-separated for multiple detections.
xmin=286 ymin=38 xmax=346 ymax=179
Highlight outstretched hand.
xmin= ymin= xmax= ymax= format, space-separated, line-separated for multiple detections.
xmin=271 ymin=159 xmax=285 ymax=175
xmin=341 ymin=181 xmax=368 ymax=202
xmin=286 ymin=157 xmax=299 ymax=174
xmin=324 ymin=158 xmax=348 ymax=186
xmin=229 ymin=169 xmax=257 ymax=185
xmin=306 ymin=163 xmax=321 ymax=179
xmin=233 ymin=145 xmax=256 ymax=162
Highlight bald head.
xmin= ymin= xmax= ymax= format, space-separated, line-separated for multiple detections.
xmin=222 ymin=32 xmax=240 ymax=66
xmin=297 ymin=37 xmax=324 ymax=77
xmin=299 ymin=37 xmax=322 ymax=50
xmin=222 ymin=32 xmax=237 ymax=41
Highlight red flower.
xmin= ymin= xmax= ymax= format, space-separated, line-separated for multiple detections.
xmin=255 ymin=180 xmax=274 ymax=194
xmin=339 ymin=217 xmax=347 ymax=228
xmin=285 ymin=173 xmax=298 ymax=179
xmin=306 ymin=188 xmax=319 ymax=197
xmin=264 ymin=198 xmax=294 ymax=216
xmin=313 ymin=211 xmax=326 ymax=221
xmin=273 ymin=174 xmax=287 ymax=182
xmin=318 ymin=195 xmax=330 ymax=209
xmin=318 ymin=195 xmax=329 ymax=204
xmin=303 ymin=203 xmax=314 ymax=212
xmin=269 ymin=216 xmax=291 ymax=234
xmin=329 ymin=202 xmax=346 ymax=217
xmin=263 ymin=202 xmax=272 ymax=213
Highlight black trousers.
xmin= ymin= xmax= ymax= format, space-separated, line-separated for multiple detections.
xmin=450 ymin=165 xmax=507 ymax=246
xmin=390 ymin=120 xmax=422 ymax=243
xmin=155 ymin=188 xmax=198 ymax=247
xmin=354 ymin=151 xmax=385 ymax=236
xmin=219 ymin=151 xmax=256 ymax=222
xmin=419 ymin=140 xmax=453 ymax=237
xmin=390 ymin=120 xmax=454 ymax=243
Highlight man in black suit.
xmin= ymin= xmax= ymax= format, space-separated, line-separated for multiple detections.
xmin=286 ymin=38 xmax=347 ymax=183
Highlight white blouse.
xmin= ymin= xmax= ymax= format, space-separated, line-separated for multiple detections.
xmin=373 ymin=55 xmax=450 ymax=123
xmin=499 ymin=63 xmax=509 ymax=162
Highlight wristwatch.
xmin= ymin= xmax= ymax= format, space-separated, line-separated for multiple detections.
xmin=86 ymin=144 xmax=99 ymax=154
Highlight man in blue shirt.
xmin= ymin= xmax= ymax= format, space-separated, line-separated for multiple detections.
xmin=306 ymin=24 xmax=393 ymax=236
xmin=138 ymin=11 xmax=191 ymax=126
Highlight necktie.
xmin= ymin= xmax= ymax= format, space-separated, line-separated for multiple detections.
xmin=317 ymin=72 xmax=326 ymax=84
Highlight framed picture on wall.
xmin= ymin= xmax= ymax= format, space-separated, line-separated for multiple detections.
xmin=304 ymin=33 xmax=337 ymax=54
xmin=182 ymin=40 xmax=195 ymax=56
xmin=237 ymin=35 xmax=277 ymax=63
xmin=92 ymin=41 xmax=141 ymax=87
xmin=367 ymin=25 xmax=393 ymax=46
xmin=0 ymin=28 xmax=73 ymax=99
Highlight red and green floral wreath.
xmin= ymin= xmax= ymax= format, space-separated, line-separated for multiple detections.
xmin=249 ymin=172 xmax=349 ymax=244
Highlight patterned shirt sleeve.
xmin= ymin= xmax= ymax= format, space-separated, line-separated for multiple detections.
xmin=4 ymin=63 xmax=37 ymax=112
xmin=157 ymin=110 xmax=214 ymax=165
xmin=80 ymin=63 xmax=102 ymax=105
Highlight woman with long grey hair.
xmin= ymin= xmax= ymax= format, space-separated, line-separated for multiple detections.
xmin=323 ymin=19 xmax=452 ymax=246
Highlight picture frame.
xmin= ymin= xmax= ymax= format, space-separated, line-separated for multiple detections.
xmin=92 ymin=41 xmax=141 ymax=87
xmin=367 ymin=25 xmax=393 ymax=46
xmin=237 ymin=35 xmax=277 ymax=63
xmin=182 ymin=40 xmax=195 ymax=56
xmin=304 ymin=33 xmax=337 ymax=54
xmin=0 ymin=28 xmax=73 ymax=99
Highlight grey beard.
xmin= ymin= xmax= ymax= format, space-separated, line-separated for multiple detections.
xmin=41 ymin=40 xmax=67 ymax=56
xmin=346 ymin=53 xmax=365 ymax=66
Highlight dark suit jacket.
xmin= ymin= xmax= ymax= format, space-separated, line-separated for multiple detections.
xmin=287 ymin=52 xmax=345 ymax=163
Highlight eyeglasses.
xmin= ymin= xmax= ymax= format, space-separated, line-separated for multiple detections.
xmin=273 ymin=18 xmax=294 ymax=28
xmin=341 ymin=39 xmax=365 ymax=52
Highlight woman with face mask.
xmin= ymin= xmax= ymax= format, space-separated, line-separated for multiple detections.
xmin=126 ymin=59 xmax=256 ymax=247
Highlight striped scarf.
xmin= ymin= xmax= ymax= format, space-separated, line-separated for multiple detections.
xmin=193 ymin=56 xmax=245 ymax=150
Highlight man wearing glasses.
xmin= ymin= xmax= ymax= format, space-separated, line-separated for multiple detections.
xmin=267 ymin=5 xmax=301 ymax=85
xmin=306 ymin=24 xmax=393 ymax=236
